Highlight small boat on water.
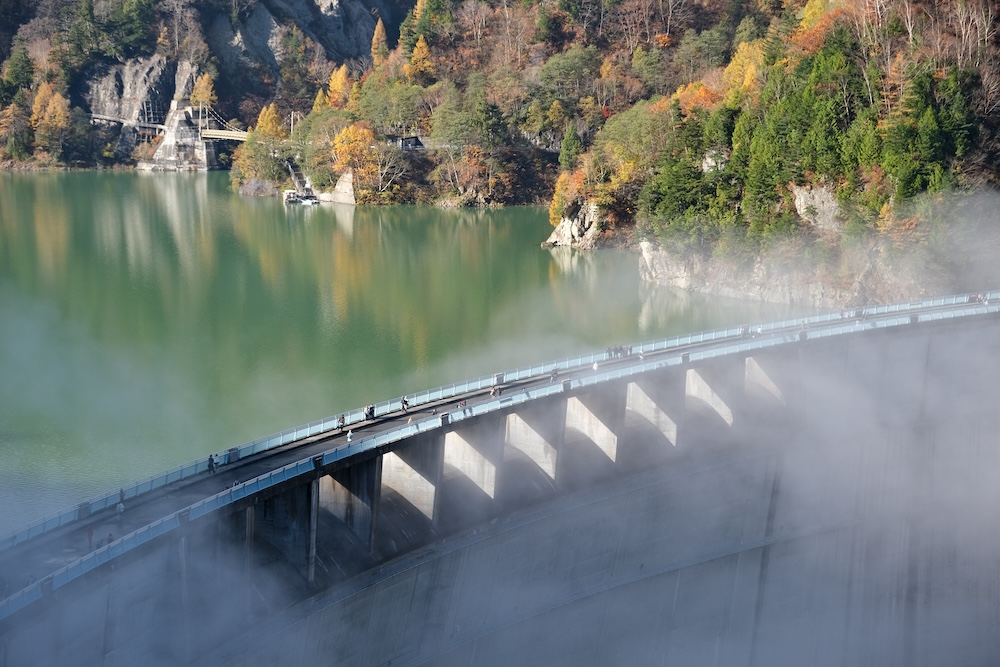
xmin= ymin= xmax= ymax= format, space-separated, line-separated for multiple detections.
xmin=284 ymin=189 xmax=319 ymax=205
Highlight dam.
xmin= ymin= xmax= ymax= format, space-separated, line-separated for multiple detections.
xmin=1 ymin=293 xmax=999 ymax=666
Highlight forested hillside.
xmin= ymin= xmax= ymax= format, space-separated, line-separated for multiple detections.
xmin=1 ymin=0 xmax=998 ymax=242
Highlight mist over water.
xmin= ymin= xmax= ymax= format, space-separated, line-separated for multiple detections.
xmin=0 ymin=171 xmax=805 ymax=535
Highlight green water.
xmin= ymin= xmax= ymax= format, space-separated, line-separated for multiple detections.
xmin=0 ymin=171 xmax=806 ymax=534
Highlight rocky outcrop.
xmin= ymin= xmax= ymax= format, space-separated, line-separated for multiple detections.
xmin=239 ymin=177 xmax=281 ymax=197
xmin=204 ymin=0 xmax=395 ymax=83
xmin=542 ymin=199 xmax=603 ymax=249
xmin=83 ymin=55 xmax=175 ymax=159
xmin=268 ymin=0 xmax=388 ymax=60
xmin=206 ymin=5 xmax=281 ymax=79
xmin=638 ymin=240 xmax=953 ymax=309
xmin=790 ymin=184 xmax=843 ymax=234
xmin=84 ymin=54 xmax=173 ymax=122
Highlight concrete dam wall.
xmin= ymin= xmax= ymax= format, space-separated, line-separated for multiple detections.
xmin=4 ymin=313 xmax=1000 ymax=666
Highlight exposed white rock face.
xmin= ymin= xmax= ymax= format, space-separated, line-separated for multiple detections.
xmin=205 ymin=4 xmax=280 ymax=80
xmin=638 ymin=240 xmax=950 ymax=308
xmin=639 ymin=241 xmax=860 ymax=307
xmin=84 ymin=54 xmax=172 ymax=122
xmin=542 ymin=200 xmax=602 ymax=249
xmin=701 ymin=149 xmax=728 ymax=172
xmin=250 ymin=0 xmax=387 ymax=61
xmin=791 ymin=184 xmax=843 ymax=234
xmin=320 ymin=169 xmax=356 ymax=205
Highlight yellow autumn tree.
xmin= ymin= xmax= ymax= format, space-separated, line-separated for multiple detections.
xmin=254 ymin=102 xmax=287 ymax=139
xmin=327 ymin=64 xmax=351 ymax=108
xmin=30 ymin=81 xmax=55 ymax=129
xmin=231 ymin=103 xmax=289 ymax=189
xmin=333 ymin=122 xmax=379 ymax=200
xmin=333 ymin=122 xmax=375 ymax=172
xmin=312 ymin=88 xmax=329 ymax=113
xmin=546 ymin=100 xmax=566 ymax=132
xmin=722 ymin=41 xmax=764 ymax=104
xmin=371 ymin=18 xmax=389 ymax=67
xmin=189 ymin=73 xmax=217 ymax=107
xmin=35 ymin=91 xmax=70 ymax=153
xmin=412 ymin=0 xmax=429 ymax=23
xmin=404 ymin=34 xmax=434 ymax=84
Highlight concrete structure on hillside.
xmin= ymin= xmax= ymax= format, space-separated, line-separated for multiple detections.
xmin=137 ymin=100 xmax=217 ymax=171
xmin=320 ymin=169 xmax=356 ymax=205
xmin=3 ymin=295 xmax=1000 ymax=666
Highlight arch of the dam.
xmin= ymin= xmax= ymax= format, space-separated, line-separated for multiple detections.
xmin=3 ymin=294 xmax=1000 ymax=666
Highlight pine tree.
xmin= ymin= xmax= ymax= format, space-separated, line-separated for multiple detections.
xmin=3 ymin=45 xmax=34 ymax=94
xmin=559 ymin=122 xmax=582 ymax=171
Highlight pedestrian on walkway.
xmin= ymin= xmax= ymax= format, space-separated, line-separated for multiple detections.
xmin=347 ymin=429 xmax=353 ymax=442
xmin=401 ymin=397 xmax=410 ymax=413
xmin=116 ymin=501 xmax=125 ymax=523
xmin=208 ymin=454 xmax=216 ymax=474
xmin=338 ymin=414 xmax=345 ymax=431
xmin=86 ymin=525 xmax=94 ymax=550
xmin=119 ymin=488 xmax=125 ymax=505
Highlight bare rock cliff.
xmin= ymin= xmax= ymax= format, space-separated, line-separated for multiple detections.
xmin=83 ymin=55 xmax=175 ymax=158
xmin=638 ymin=241 xmax=951 ymax=309
xmin=542 ymin=199 xmax=603 ymax=249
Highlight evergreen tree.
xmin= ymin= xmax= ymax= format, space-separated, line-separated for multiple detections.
xmin=559 ymin=122 xmax=582 ymax=170
xmin=3 ymin=44 xmax=33 ymax=97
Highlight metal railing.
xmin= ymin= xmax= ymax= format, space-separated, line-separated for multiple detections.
xmin=2 ymin=291 xmax=999 ymax=622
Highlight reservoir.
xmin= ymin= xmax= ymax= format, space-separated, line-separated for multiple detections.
xmin=0 ymin=171 xmax=804 ymax=536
